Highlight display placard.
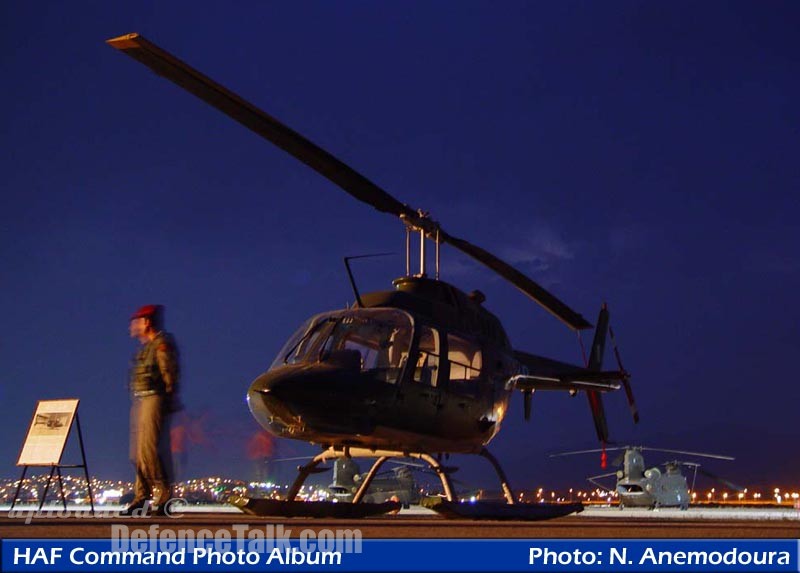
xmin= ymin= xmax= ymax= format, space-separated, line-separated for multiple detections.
xmin=16 ymin=399 xmax=80 ymax=466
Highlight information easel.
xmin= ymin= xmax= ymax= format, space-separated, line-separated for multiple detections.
xmin=11 ymin=399 xmax=95 ymax=513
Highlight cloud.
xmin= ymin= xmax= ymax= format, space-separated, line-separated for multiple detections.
xmin=436 ymin=221 xmax=577 ymax=291
xmin=492 ymin=225 xmax=576 ymax=292
xmin=500 ymin=225 xmax=575 ymax=269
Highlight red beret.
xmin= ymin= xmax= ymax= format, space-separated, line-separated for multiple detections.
xmin=131 ymin=304 xmax=163 ymax=320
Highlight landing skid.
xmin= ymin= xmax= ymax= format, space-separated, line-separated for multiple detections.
xmin=231 ymin=497 xmax=400 ymax=518
xmin=286 ymin=446 xmax=514 ymax=505
xmin=423 ymin=498 xmax=583 ymax=521
xmin=235 ymin=446 xmax=581 ymax=520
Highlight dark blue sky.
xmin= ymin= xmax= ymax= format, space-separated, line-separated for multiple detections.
xmin=2 ymin=2 xmax=798 ymax=491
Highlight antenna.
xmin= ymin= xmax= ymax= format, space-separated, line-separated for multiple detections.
xmin=343 ymin=253 xmax=394 ymax=307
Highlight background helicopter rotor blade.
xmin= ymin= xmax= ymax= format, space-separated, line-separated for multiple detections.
xmin=107 ymin=33 xmax=592 ymax=332
xmin=269 ymin=456 xmax=317 ymax=462
xmin=587 ymin=472 xmax=618 ymax=492
xmin=549 ymin=447 xmax=628 ymax=458
xmin=386 ymin=459 xmax=428 ymax=469
xmin=588 ymin=471 xmax=619 ymax=480
xmin=696 ymin=468 xmax=745 ymax=492
xmin=640 ymin=447 xmax=735 ymax=460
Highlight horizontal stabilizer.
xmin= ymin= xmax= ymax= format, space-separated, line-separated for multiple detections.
xmin=512 ymin=350 xmax=628 ymax=392
xmin=511 ymin=375 xmax=621 ymax=392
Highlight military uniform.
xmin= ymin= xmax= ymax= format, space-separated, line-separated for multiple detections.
xmin=129 ymin=330 xmax=180 ymax=504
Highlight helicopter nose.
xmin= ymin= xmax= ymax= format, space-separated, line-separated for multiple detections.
xmin=246 ymin=369 xmax=301 ymax=432
xmin=248 ymin=370 xmax=286 ymax=399
xmin=247 ymin=362 xmax=372 ymax=438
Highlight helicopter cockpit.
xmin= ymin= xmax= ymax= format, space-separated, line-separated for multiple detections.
xmin=271 ymin=309 xmax=416 ymax=384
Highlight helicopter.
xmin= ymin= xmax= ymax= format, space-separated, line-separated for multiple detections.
xmin=34 ymin=414 xmax=66 ymax=429
xmin=327 ymin=457 xmax=419 ymax=507
xmin=266 ymin=455 xmax=420 ymax=507
xmin=552 ymin=446 xmax=737 ymax=510
xmin=107 ymin=33 xmax=639 ymax=510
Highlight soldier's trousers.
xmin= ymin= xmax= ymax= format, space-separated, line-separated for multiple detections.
xmin=129 ymin=394 xmax=173 ymax=502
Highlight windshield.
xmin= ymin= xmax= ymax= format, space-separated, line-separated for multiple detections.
xmin=271 ymin=309 xmax=414 ymax=383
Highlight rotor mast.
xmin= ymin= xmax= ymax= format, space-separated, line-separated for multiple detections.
xmin=400 ymin=210 xmax=441 ymax=279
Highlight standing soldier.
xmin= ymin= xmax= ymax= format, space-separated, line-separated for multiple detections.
xmin=122 ymin=304 xmax=181 ymax=516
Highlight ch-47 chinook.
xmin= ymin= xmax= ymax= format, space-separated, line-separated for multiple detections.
xmin=552 ymin=447 xmax=738 ymax=510
xmin=108 ymin=33 xmax=639 ymax=515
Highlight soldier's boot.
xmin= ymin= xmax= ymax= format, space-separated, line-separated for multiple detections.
xmin=119 ymin=498 xmax=150 ymax=517
xmin=152 ymin=484 xmax=172 ymax=516
xmin=121 ymin=471 xmax=152 ymax=516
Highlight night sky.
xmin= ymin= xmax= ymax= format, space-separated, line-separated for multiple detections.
xmin=2 ymin=2 xmax=798 ymax=492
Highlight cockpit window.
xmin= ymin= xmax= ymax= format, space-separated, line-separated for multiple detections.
xmin=271 ymin=317 xmax=314 ymax=369
xmin=271 ymin=316 xmax=336 ymax=369
xmin=272 ymin=309 xmax=414 ymax=384
xmin=320 ymin=310 xmax=412 ymax=383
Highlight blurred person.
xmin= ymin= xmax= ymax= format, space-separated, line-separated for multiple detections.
xmin=121 ymin=304 xmax=181 ymax=516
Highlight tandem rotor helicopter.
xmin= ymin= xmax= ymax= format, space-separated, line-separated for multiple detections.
xmin=108 ymin=33 xmax=639 ymax=517
xmin=552 ymin=447 xmax=738 ymax=510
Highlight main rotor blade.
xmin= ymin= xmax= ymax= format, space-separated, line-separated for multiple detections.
xmin=641 ymin=448 xmax=734 ymax=461
xmin=696 ymin=468 xmax=744 ymax=492
xmin=441 ymin=232 xmax=592 ymax=330
xmin=106 ymin=33 xmax=415 ymax=219
xmin=587 ymin=472 xmax=618 ymax=480
xmin=549 ymin=447 xmax=628 ymax=458
xmin=107 ymin=33 xmax=591 ymax=330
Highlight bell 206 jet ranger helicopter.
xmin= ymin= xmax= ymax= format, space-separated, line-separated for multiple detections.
xmin=108 ymin=33 xmax=639 ymax=513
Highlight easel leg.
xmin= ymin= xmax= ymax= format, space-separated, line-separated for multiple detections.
xmin=76 ymin=414 xmax=95 ymax=514
xmin=56 ymin=467 xmax=67 ymax=510
xmin=39 ymin=466 xmax=56 ymax=511
xmin=9 ymin=466 xmax=29 ymax=511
